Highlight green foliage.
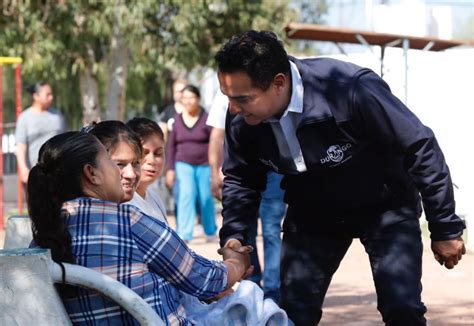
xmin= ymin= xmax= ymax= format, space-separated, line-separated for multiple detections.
xmin=163 ymin=0 xmax=294 ymax=70
xmin=0 ymin=0 xmax=323 ymax=126
xmin=285 ymin=0 xmax=329 ymax=56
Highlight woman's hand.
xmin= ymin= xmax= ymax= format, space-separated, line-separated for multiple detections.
xmin=203 ymin=287 xmax=235 ymax=303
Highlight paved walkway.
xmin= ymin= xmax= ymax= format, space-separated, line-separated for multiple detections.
xmin=1 ymin=216 xmax=473 ymax=325
xmin=184 ymin=224 xmax=474 ymax=326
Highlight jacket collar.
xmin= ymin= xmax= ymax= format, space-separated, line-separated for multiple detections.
xmin=289 ymin=56 xmax=334 ymax=125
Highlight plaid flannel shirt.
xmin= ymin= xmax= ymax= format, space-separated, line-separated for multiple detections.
xmin=62 ymin=197 xmax=227 ymax=325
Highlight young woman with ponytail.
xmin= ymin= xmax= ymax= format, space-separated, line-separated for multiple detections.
xmin=28 ymin=131 xmax=251 ymax=325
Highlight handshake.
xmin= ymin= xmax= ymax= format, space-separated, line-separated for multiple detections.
xmin=218 ymin=239 xmax=255 ymax=282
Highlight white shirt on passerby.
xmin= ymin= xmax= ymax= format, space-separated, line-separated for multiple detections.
xmin=206 ymin=90 xmax=228 ymax=129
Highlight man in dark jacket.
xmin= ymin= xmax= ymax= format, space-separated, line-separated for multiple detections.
xmin=215 ymin=30 xmax=466 ymax=325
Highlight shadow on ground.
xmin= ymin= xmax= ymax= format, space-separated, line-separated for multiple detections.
xmin=320 ymin=283 xmax=474 ymax=325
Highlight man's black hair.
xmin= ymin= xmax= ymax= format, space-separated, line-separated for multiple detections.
xmin=215 ymin=30 xmax=290 ymax=90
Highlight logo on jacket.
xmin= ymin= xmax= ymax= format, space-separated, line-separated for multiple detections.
xmin=320 ymin=143 xmax=352 ymax=164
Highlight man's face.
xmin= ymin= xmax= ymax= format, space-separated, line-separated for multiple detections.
xmin=218 ymin=70 xmax=287 ymax=126
xmin=173 ymin=81 xmax=186 ymax=102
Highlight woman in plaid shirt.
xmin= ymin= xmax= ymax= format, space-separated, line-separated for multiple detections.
xmin=27 ymin=131 xmax=251 ymax=325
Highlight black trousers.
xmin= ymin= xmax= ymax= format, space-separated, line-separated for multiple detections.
xmin=280 ymin=208 xmax=427 ymax=326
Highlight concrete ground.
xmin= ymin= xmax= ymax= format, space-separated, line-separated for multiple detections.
xmin=1 ymin=214 xmax=473 ymax=325
xmin=170 ymin=215 xmax=474 ymax=326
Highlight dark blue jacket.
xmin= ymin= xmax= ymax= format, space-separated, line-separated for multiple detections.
xmin=220 ymin=57 xmax=465 ymax=245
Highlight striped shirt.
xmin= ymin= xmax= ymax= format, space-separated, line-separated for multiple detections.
xmin=62 ymin=197 xmax=227 ymax=325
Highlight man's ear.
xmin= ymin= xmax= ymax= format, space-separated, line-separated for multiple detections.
xmin=82 ymin=164 xmax=99 ymax=185
xmin=272 ymin=73 xmax=288 ymax=92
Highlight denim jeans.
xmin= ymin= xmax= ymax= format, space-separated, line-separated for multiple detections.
xmin=175 ymin=162 xmax=216 ymax=241
xmin=248 ymin=171 xmax=286 ymax=303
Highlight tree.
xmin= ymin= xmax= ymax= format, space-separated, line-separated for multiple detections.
xmin=1 ymin=0 xmax=314 ymax=127
xmin=285 ymin=0 xmax=329 ymax=56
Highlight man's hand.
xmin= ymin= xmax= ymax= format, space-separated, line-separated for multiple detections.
xmin=431 ymin=237 xmax=466 ymax=269
xmin=165 ymin=170 xmax=175 ymax=189
xmin=208 ymin=127 xmax=225 ymax=200
xmin=211 ymin=169 xmax=224 ymax=200
xmin=218 ymin=239 xmax=254 ymax=255
xmin=218 ymin=239 xmax=254 ymax=280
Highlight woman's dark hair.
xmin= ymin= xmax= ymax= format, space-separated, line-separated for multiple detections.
xmin=126 ymin=117 xmax=164 ymax=142
xmin=26 ymin=81 xmax=49 ymax=95
xmin=182 ymin=85 xmax=201 ymax=99
xmin=215 ymin=30 xmax=290 ymax=91
xmin=28 ymin=131 xmax=102 ymax=264
xmin=87 ymin=120 xmax=142 ymax=159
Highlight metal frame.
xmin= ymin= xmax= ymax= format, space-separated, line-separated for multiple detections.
xmin=0 ymin=57 xmax=23 ymax=230
xmin=50 ymin=261 xmax=165 ymax=325
xmin=285 ymin=23 xmax=473 ymax=104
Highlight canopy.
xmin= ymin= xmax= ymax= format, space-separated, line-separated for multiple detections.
xmin=285 ymin=23 xmax=473 ymax=52
xmin=285 ymin=23 xmax=473 ymax=103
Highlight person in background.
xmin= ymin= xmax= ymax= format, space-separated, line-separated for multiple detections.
xmin=126 ymin=117 xmax=167 ymax=223
xmin=165 ymin=85 xmax=217 ymax=242
xmin=158 ymin=78 xmax=188 ymax=217
xmin=15 ymin=81 xmax=66 ymax=185
xmin=216 ymin=30 xmax=466 ymax=325
xmin=27 ymin=131 xmax=252 ymax=325
xmin=207 ymin=90 xmax=286 ymax=303
xmin=158 ymin=78 xmax=187 ymax=140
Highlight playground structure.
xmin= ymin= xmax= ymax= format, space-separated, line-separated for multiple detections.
xmin=0 ymin=57 xmax=24 ymax=230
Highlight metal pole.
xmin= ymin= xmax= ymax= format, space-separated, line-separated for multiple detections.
xmin=380 ymin=46 xmax=385 ymax=78
xmin=0 ymin=64 xmax=4 ymax=229
xmin=15 ymin=64 xmax=23 ymax=215
xmin=403 ymin=38 xmax=409 ymax=105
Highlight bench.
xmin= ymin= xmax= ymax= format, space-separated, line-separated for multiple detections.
xmin=0 ymin=248 xmax=165 ymax=325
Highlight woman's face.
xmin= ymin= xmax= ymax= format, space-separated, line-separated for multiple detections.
xmin=93 ymin=145 xmax=124 ymax=203
xmin=139 ymin=134 xmax=165 ymax=188
xmin=109 ymin=141 xmax=141 ymax=202
xmin=33 ymin=84 xmax=54 ymax=109
xmin=181 ymin=90 xmax=200 ymax=114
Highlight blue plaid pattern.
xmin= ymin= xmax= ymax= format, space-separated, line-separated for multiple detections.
xmin=62 ymin=197 xmax=227 ymax=325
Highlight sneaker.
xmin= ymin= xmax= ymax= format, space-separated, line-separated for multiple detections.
xmin=194 ymin=224 xmax=205 ymax=238
xmin=205 ymin=235 xmax=219 ymax=243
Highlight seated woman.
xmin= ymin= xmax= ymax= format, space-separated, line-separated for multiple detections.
xmin=27 ymin=131 xmax=250 ymax=325
xmin=87 ymin=120 xmax=142 ymax=203
xmin=102 ymin=119 xmax=289 ymax=325
xmin=125 ymin=117 xmax=168 ymax=222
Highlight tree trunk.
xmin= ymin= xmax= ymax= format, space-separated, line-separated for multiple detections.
xmin=106 ymin=15 xmax=129 ymax=121
xmin=79 ymin=67 xmax=101 ymax=126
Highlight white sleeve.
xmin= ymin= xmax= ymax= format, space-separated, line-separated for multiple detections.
xmin=145 ymin=188 xmax=169 ymax=224
xmin=126 ymin=192 xmax=167 ymax=224
xmin=206 ymin=91 xmax=228 ymax=130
